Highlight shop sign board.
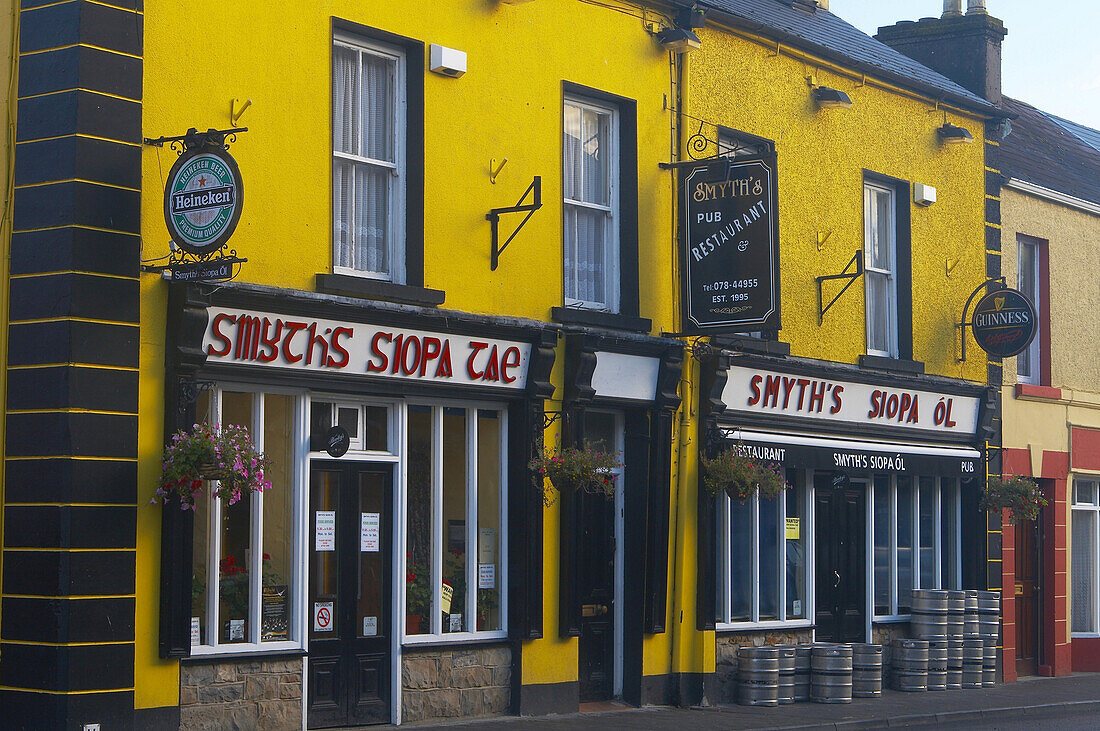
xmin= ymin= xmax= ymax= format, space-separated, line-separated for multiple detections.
xmin=164 ymin=146 xmax=244 ymax=255
xmin=721 ymin=364 xmax=981 ymax=437
xmin=203 ymin=306 xmax=532 ymax=390
xmin=680 ymin=155 xmax=780 ymax=332
xmin=971 ymin=287 xmax=1037 ymax=358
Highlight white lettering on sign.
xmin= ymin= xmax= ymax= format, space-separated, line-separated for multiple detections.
xmin=722 ymin=365 xmax=980 ymax=436
xmin=202 ymin=307 xmax=531 ymax=389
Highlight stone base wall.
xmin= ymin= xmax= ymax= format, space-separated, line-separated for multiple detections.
xmin=711 ymin=628 xmax=814 ymax=704
xmin=402 ymin=644 xmax=511 ymax=722
xmin=180 ymin=656 xmax=302 ymax=730
xmin=872 ymin=621 xmax=911 ymax=670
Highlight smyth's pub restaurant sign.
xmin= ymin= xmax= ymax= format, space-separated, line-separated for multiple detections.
xmin=680 ymin=154 xmax=780 ymax=332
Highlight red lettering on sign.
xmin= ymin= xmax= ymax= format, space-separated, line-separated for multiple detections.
xmin=501 ymin=346 xmax=521 ymax=383
xmin=467 ymin=341 xmax=489 ymax=379
xmin=207 ymin=313 xmax=233 ymax=356
xmin=327 ymin=327 xmax=352 ymax=368
xmin=367 ymin=332 xmax=391 ymax=373
xmin=482 ymin=345 xmax=500 ymax=382
xmin=258 ymin=318 xmax=280 ymax=362
xmin=436 ymin=341 xmax=453 ymax=378
xmin=748 ymin=374 xmax=763 ymax=406
xmin=400 ymin=335 xmax=421 ymax=376
xmin=830 ymin=385 xmax=844 ymax=414
xmin=282 ymin=321 xmax=307 ymax=363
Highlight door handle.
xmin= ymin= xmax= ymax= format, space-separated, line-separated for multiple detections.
xmin=834 ymin=570 xmax=841 ymax=588
xmin=582 ymin=603 xmax=609 ymax=618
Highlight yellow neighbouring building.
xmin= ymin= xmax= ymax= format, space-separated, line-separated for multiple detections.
xmin=0 ymin=0 xmax=1008 ymax=728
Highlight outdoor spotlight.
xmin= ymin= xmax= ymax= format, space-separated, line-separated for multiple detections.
xmin=812 ymin=86 xmax=852 ymax=109
xmin=937 ymin=122 xmax=974 ymax=144
xmin=657 ymin=27 xmax=702 ymax=54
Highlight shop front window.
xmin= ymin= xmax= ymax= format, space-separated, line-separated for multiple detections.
xmin=191 ymin=388 xmax=301 ymax=653
xmin=718 ymin=469 xmax=809 ymax=626
xmin=872 ymin=475 xmax=961 ymax=619
xmin=404 ymin=403 xmax=507 ymax=640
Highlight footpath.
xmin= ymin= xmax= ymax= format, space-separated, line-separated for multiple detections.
xmin=408 ymin=673 xmax=1100 ymax=730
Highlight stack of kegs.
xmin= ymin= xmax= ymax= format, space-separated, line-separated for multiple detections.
xmin=737 ymin=646 xmax=779 ymax=706
xmin=977 ymin=590 xmax=1001 ymax=641
xmin=947 ymin=637 xmax=964 ymax=689
xmin=811 ymin=644 xmax=853 ymax=704
xmin=962 ymin=636 xmax=984 ymax=689
xmin=851 ymin=644 xmax=883 ymax=697
xmin=793 ymin=645 xmax=812 ymax=702
xmin=964 ymin=590 xmax=980 ymax=635
xmin=891 ymin=638 xmax=929 ymax=692
xmin=946 ymin=590 xmax=966 ymax=639
xmin=775 ymin=646 xmax=797 ymax=704
xmin=982 ymin=636 xmax=997 ymax=687
xmin=911 ymin=589 xmax=949 ymax=637
xmin=925 ymin=636 xmax=948 ymax=691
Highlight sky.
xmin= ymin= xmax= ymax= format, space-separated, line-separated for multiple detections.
xmin=829 ymin=1 xmax=1100 ymax=130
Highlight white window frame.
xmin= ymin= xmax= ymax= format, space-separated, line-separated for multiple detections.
xmin=562 ymin=95 xmax=620 ymax=313
xmin=863 ymin=181 xmax=898 ymax=358
xmin=716 ymin=469 xmax=814 ymax=630
xmin=332 ymin=33 xmax=407 ymax=283
xmin=1016 ymin=238 xmax=1041 ymax=384
xmin=400 ymin=399 xmax=509 ymax=644
xmin=191 ymin=384 xmax=308 ymax=656
xmin=870 ymin=475 xmax=961 ymax=621
xmin=1072 ymin=476 xmax=1100 ymax=637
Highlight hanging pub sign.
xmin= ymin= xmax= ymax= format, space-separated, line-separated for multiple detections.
xmin=971 ymin=287 xmax=1037 ymax=358
xmin=680 ymin=154 xmax=780 ymax=333
xmin=164 ymin=141 xmax=244 ymax=256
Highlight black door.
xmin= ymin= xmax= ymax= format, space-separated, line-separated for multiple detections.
xmin=815 ymin=474 xmax=867 ymax=643
xmin=307 ymin=462 xmax=392 ymax=728
xmin=577 ymin=485 xmax=616 ymax=702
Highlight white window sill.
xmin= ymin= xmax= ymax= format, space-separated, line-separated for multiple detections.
xmin=1071 ymin=632 xmax=1100 ymax=638
xmin=332 ymin=265 xmax=397 ymax=282
xmin=873 ymin=615 xmax=911 ymax=623
xmin=716 ymin=619 xmax=813 ymax=631
xmin=188 ymin=640 xmax=305 ymax=657
xmin=403 ymin=630 xmax=508 ymax=646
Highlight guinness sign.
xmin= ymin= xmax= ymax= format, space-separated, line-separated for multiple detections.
xmin=971 ymin=287 xmax=1037 ymax=358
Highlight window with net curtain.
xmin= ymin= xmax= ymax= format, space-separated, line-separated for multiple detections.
xmin=1072 ymin=478 xmax=1100 ymax=634
xmin=864 ymin=181 xmax=898 ymax=358
xmin=563 ymin=97 xmax=618 ymax=312
xmin=333 ymin=35 xmax=405 ymax=282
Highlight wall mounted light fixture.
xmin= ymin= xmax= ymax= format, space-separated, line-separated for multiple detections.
xmin=811 ymin=86 xmax=852 ymax=109
xmin=657 ymin=27 xmax=701 ymax=54
xmin=937 ymin=122 xmax=974 ymax=144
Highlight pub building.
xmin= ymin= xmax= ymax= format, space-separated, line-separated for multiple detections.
xmin=697 ymin=346 xmax=995 ymax=696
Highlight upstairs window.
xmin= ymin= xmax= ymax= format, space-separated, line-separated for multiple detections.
xmin=333 ymin=35 xmax=406 ymax=282
xmin=864 ymin=181 xmax=898 ymax=358
xmin=1016 ymin=237 xmax=1042 ymax=384
xmin=563 ymin=96 xmax=619 ymax=312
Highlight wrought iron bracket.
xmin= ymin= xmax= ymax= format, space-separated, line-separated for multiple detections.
xmin=487 ymin=176 xmax=542 ymax=271
xmin=956 ymin=276 xmax=1006 ymax=362
xmin=143 ymin=246 xmax=247 ymax=281
xmin=176 ymin=377 xmax=216 ymax=417
xmin=144 ymin=126 xmax=248 ymax=155
xmin=815 ymin=250 xmax=864 ymax=325
xmin=542 ymin=410 xmax=562 ymax=430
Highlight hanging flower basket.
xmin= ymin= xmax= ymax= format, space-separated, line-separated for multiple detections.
xmin=153 ymin=423 xmax=273 ymax=510
xmin=981 ymin=475 xmax=1047 ymax=525
xmin=701 ymin=445 xmax=788 ymax=502
xmin=529 ymin=442 xmax=623 ymax=505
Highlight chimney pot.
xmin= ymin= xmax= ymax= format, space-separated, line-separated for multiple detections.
xmin=966 ymin=0 xmax=987 ymax=14
xmin=943 ymin=0 xmax=962 ymax=17
xmin=816 ymin=0 xmax=828 ymax=9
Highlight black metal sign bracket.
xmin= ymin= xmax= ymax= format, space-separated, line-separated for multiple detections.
xmin=487 ymin=176 xmax=542 ymax=271
xmin=956 ymin=276 xmax=1006 ymax=362
xmin=815 ymin=250 xmax=864 ymax=325
xmin=144 ymin=126 xmax=248 ymax=155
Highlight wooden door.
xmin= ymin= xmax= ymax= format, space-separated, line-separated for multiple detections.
xmin=577 ymin=486 xmax=616 ymax=701
xmin=307 ymin=463 xmax=392 ymax=728
xmin=1015 ymin=516 xmax=1042 ymax=677
xmin=815 ymin=475 xmax=867 ymax=643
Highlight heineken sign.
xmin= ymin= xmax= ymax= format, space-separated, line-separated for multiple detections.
xmin=971 ymin=287 xmax=1037 ymax=358
xmin=164 ymin=145 xmax=244 ymax=255
xmin=680 ymin=154 xmax=781 ymax=332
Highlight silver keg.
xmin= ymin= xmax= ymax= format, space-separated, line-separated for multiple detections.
xmin=982 ymin=636 xmax=997 ymax=687
xmin=977 ymin=590 xmax=1001 ymax=640
xmin=947 ymin=637 xmax=963 ymax=689
xmin=911 ymin=589 xmax=949 ymax=638
xmin=964 ymin=590 xmax=980 ymax=636
xmin=737 ymin=646 xmax=779 ymax=706
xmin=962 ymin=635 xmax=984 ymax=689
xmin=811 ymin=644 xmax=853 ymax=704
xmin=946 ymin=590 xmax=966 ymax=638
xmin=774 ymin=645 xmax=797 ymax=704
xmin=793 ymin=645 xmax=812 ymax=702
xmin=922 ymin=636 xmax=948 ymax=691
xmin=851 ymin=644 xmax=883 ymax=697
xmin=891 ymin=638 xmax=929 ymax=692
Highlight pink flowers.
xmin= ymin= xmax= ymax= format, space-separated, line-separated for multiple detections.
xmin=154 ymin=423 xmax=273 ymax=509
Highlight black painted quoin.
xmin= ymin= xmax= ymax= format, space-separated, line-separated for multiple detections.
xmin=679 ymin=154 xmax=781 ymax=333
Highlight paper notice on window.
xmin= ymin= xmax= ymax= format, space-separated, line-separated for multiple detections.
xmin=229 ymin=619 xmax=245 ymax=641
xmin=449 ymin=613 xmax=463 ymax=632
xmin=361 ymin=512 xmax=380 ymax=552
xmin=190 ymin=617 xmax=201 ymax=646
xmin=785 ymin=517 xmax=800 ymax=540
xmin=363 ymin=616 xmax=377 ymax=637
xmin=315 ymin=510 xmax=336 ymax=551
xmin=479 ymin=563 xmax=496 ymax=589
xmin=441 ymin=582 xmax=454 ymax=614
xmin=793 ymin=599 xmax=802 ymax=616
xmin=314 ymin=601 xmax=334 ymax=632
xmin=478 ymin=527 xmax=496 ymax=563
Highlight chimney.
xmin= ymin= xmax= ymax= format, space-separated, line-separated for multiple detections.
xmin=876 ymin=3 xmax=1006 ymax=104
xmin=816 ymin=0 xmax=829 ymax=10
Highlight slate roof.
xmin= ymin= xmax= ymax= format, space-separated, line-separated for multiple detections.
xmin=682 ymin=0 xmax=1001 ymax=116
xmin=992 ymin=97 xmax=1100 ymax=207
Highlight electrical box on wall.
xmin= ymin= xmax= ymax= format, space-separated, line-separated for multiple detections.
xmin=429 ymin=44 xmax=467 ymax=77
xmin=914 ymin=183 xmax=937 ymax=206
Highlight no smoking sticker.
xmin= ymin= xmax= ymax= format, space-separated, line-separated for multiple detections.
xmin=314 ymin=601 xmax=333 ymax=632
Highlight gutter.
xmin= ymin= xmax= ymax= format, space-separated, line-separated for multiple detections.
xmin=1003 ymin=178 xmax=1100 ymax=217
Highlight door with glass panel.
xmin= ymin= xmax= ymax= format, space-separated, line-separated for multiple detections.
xmin=814 ymin=474 xmax=867 ymax=642
xmin=307 ymin=463 xmax=392 ymax=728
